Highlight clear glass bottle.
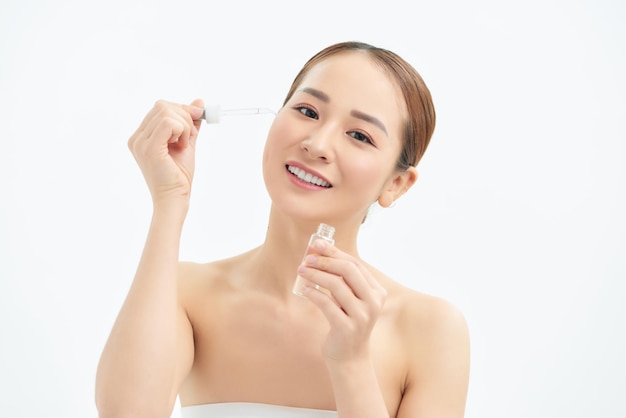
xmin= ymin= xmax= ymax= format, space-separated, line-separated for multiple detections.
xmin=292 ymin=223 xmax=336 ymax=297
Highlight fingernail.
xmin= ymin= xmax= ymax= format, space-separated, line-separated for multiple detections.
xmin=191 ymin=106 xmax=204 ymax=118
xmin=313 ymin=240 xmax=326 ymax=250
xmin=305 ymin=254 xmax=317 ymax=265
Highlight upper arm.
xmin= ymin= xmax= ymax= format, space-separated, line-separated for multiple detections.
xmin=169 ymin=262 xmax=197 ymax=406
xmin=396 ymin=299 xmax=470 ymax=418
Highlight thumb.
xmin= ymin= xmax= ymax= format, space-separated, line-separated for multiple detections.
xmin=189 ymin=98 xmax=205 ymax=120
xmin=188 ymin=98 xmax=205 ymax=140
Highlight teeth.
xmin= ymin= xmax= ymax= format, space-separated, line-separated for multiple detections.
xmin=287 ymin=166 xmax=331 ymax=187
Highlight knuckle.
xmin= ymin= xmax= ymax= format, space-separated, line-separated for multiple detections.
xmin=375 ymin=290 xmax=387 ymax=310
xmin=160 ymin=116 xmax=183 ymax=132
xmin=354 ymin=309 xmax=370 ymax=324
xmin=316 ymin=256 xmax=327 ymax=269
xmin=133 ymin=141 xmax=149 ymax=158
xmin=324 ymin=277 xmax=339 ymax=292
xmin=154 ymin=99 xmax=169 ymax=110
xmin=348 ymin=262 xmax=360 ymax=276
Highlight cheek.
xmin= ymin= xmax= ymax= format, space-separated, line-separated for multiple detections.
xmin=263 ymin=118 xmax=287 ymax=159
xmin=264 ymin=114 xmax=296 ymax=154
xmin=262 ymin=115 xmax=296 ymax=182
xmin=343 ymin=154 xmax=390 ymax=195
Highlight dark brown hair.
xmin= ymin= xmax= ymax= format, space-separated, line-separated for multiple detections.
xmin=283 ymin=41 xmax=436 ymax=170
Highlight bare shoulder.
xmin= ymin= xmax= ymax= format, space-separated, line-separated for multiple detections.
xmin=176 ymin=259 xmax=220 ymax=295
xmin=175 ymin=251 xmax=253 ymax=303
xmin=397 ymin=285 xmax=467 ymax=343
xmin=178 ymin=247 xmax=257 ymax=280
xmin=177 ymin=259 xmax=224 ymax=286
xmin=377 ymin=275 xmax=470 ymax=416
xmin=387 ymin=280 xmax=469 ymax=366
xmin=375 ymin=272 xmax=468 ymax=343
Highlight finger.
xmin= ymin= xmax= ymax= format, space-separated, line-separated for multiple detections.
xmin=317 ymin=241 xmax=383 ymax=293
xmin=128 ymin=100 xmax=179 ymax=150
xmin=181 ymin=99 xmax=204 ymax=140
xmin=305 ymin=242 xmax=378 ymax=302
xmin=297 ymin=264 xmax=352 ymax=308
xmin=135 ymin=100 xmax=173 ymax=131
xmin=300 ymin=276 xmax=350 ymax=326
xmin=128 ymin=102 xmax=167 ymax=150
xmin=164 ymin=102 xmax=200 ymax=148
xmin=301 ymin=262 xmax=371 ymax=321
xmin=161 ymin=117 xmax=188 ymax=146
xmin=139 ymin=102 xmax=193 ymax=150
xmin=187 ymin=98 xmax=205 ymax=131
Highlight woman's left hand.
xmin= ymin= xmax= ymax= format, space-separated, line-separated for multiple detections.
xmin=297 ymin=239 xmax=387 ymax=363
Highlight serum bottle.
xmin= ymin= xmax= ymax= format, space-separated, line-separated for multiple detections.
xmin=292 ymin=223 xmax=336 ymax=297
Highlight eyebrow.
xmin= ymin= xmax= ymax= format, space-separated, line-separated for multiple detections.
xmin=350 ymin=109 xmax=388 ymax=136
xmin=300 ymin=87 xmax=330 ymax=102
xmin=299 ymin=87 xmax=388 ymax=136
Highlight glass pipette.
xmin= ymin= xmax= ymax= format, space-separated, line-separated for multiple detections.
xmin=196 ymin=105 xmax=276 ymax=124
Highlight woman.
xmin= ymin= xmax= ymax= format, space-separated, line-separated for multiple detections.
xmin=96 ymin=41 xmax=470 ymax=418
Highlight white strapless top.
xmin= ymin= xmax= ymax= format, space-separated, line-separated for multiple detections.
xmin=181 ymin=402 xmax=338 ymax=417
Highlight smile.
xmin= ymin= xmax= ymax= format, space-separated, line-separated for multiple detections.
xmin=286 ymin=165 xmax=332 ymax=188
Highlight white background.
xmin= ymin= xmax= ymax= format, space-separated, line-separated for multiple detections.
xmin=1 ymin=1 xmax=624 ymax=417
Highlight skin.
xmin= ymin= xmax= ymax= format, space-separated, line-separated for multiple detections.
xmin=96 ymin=51 xmax=470 ymax=418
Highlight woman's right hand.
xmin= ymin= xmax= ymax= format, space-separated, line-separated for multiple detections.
xmin=128 ymin=99 xmax=205 ymax=208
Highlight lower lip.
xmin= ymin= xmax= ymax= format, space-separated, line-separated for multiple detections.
xmin=286 ymin=167 xmax=331 ymax=191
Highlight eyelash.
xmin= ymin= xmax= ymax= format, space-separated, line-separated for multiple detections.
xmin=295 ymin=104 xmax=318 ymax=119
xmin=349 ymin=130 xmax=374 ymax=145
xmin=293 ymin=105 xmax=376 ymax=146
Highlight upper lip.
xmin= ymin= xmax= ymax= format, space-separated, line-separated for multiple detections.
xmin=285 ymin=161 xmax=333 ymax=187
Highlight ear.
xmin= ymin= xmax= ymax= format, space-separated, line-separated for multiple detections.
xmin=377 ymin=167 xmax=418 ymax=208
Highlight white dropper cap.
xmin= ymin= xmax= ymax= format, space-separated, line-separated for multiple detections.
xmin=201 ymin=105 xmax=221 ymax=124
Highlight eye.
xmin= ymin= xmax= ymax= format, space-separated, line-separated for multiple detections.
xmin=294 ymin=105 xmax=318 ymax=120
xmin=348 ymin=130 xmax=375 ymax=146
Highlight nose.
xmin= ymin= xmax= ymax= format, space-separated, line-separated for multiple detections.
xmin=300 ymin=124 xmax=336 ymax=162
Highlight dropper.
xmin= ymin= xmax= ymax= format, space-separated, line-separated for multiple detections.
xmin=196 ymin=105 xmax=276 ymax=124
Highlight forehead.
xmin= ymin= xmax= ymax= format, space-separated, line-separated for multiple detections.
xmin=296 ymin=52 xmax=406 ymax=132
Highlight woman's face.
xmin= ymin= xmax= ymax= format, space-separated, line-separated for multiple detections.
xmin=262 ymin=51 xmax=409 ymax=225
